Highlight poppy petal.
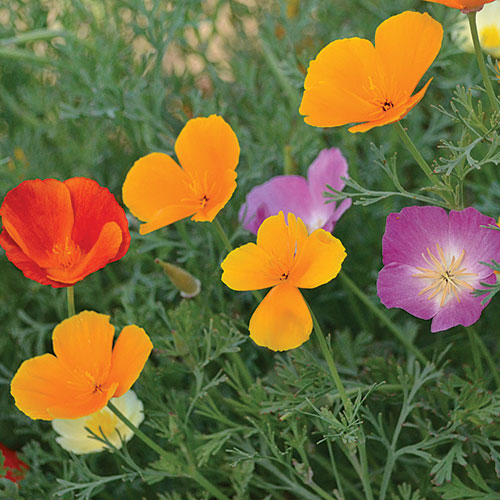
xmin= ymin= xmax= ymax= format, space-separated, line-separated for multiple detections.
xmin=249 ymin=284 xmax=312 ymax=351
xmin=256 ymin=212 xmax=308 ymax=272
xmin=10 ymin=354 xmax=114 ymax=420
xmin=52 ymin=311 xmax=114 ymax=381
xmin=299 ymin=38 xmax=380 ymax=127
xmin=0 ymin=179 xmax=74 ymax=268
xmin=174 ymin=115 xmax=240 ymax=180
xmin=0 ymin=230 xmax=62 ymax=286
xmin=221 ymin=243 xmax=281 ymax=291
xmin=45 ymin=221 xmax=123 ymax=284
xmin=291 ymin=229 xmax=347 ymax=288
xmin=107 ymin=325 xmax=153 ymax=398
xmin=122 ymin=152 xmax=193 ymax=230
xmin=374 ymin=11 xmax=442 ymax=99
xmin=348 ymin=79 xmax=432 ymax=133
xmin=64 ymin=177 xmax=130 ymax=261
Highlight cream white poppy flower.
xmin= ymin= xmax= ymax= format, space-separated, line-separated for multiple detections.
xmin=52 ymin=390 xmax=144 ymax=454
xmin=454 ymin=1 xmax=500 ymax=57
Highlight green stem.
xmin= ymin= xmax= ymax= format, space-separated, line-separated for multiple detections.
xmin=357 ymin=428 xmax=374 ymax=500
xmin=466 ymin=327 xmax=483 ymax=378
xmin=307 ymin=301 xmax=351 ymax=412
xmin=107 ymin=401 xmax=231 ymax=500
xmin=467 ymin=12 xmax=500 ymax=113
xmin=395 ymin=122 xmax=436 ymax=185
xmin=340 ymin=273 xmax=428 ymax=364
xmin=466 ymin=326 xmax=500 ymax=389
xmin=213 ymin=217 xmax=233 ymax=254
xmin=67 ymin=286 xmax=75 ymax=317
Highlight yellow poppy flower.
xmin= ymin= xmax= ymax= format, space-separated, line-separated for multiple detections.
xmin=122 ymin=115 xmax=240 ymax=234
xmin=299 ymin=11 xmax=443 ymax=133
xmin=221 ymin=212 xmax=346 ymax=351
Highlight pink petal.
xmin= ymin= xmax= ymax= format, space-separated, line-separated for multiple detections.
xmin=377 ymin=262 xmax=440 ymax=320
xmin=430 ymin=273 xmax=496 ymax=332
xmin=239 ymin=176 xmax=312 ymax=235
xmin=382 ymin=206 xmax=450 ymax=267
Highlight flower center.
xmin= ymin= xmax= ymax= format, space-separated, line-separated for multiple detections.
xmin=51 ymin=237 xmax=82 ymax=269
xmin=412 ymin=244 xmax=477 ymax=307
xmin=381 ymin=100 xmax=394 ymax=112
xmin=86 ymin=409 xmax=119 ymax=438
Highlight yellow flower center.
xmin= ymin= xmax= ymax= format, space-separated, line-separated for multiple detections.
xmin=480 ymin=25 xmax=500 ymax=50
xmin=412 ymin=244 xmax=477 ymax=307
xmin=51 ymin=237 xmax=81 ymax=269
xmin=86 ymin=410 xmax=119 ymax=438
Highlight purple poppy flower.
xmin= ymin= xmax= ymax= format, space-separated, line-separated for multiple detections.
xmin=377 ymin=206 xmax=500 ymax=332
xmin=239 ymin=148 xmax=351 ymax=234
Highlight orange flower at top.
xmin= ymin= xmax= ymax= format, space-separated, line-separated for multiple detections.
xmin=0 ymin=177 xmax=130 ymax=288
xmin=299 ymin=11 xmax=443 ymax=133
xmin=221 ymin=212 xmax=346 ymax=351
xmin=11 ymin=311 xmax=152 ymax=420
xmin=122 ymin=115 xmax=239 ymax=235
xmin=424 ymin=0 xmax=495 ymax=12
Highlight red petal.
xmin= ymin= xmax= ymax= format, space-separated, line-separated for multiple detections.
xmin=64 ymin=177 xmax=130 ymax=261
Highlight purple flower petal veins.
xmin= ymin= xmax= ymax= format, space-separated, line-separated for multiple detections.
xmin=239 ymin=147 xmax=351 ymax=234
xmin=377 ymin=206 xmax=500 ymax=332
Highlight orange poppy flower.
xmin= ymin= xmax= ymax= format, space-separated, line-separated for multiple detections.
xmin=221 ymin=212 xmax=346 ymax=351
xmin=122 ymin=114 xmax=239 ymax=235
xmin=424 ymin=0 xmax=495 ymax=11
xmin=299 ymin=11 xmax=443 ymax=133
xmin=0 ymin=177 xmax=130 ymax=288
xmin=10 ymin=311 xmax=153 ymax=420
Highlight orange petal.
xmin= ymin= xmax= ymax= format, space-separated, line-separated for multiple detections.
xmin=107 ymin=325 xmax=153 ymax=397
xmin=299 ymin=38 xmax=381 ymax=127
xmin=175 ymin=115 xmax=240 ymax=181
xmin=10 ymin=354 xmax=114 ymax=420
xmin=190 ymin=170 xmax=237 ymax=222
xmin=0 ymin=179 xmax=74 ymax=268
xmin=45 ymin=221 xmax=123 ymax=284
xmin=249 ymin=284 xmax=312 ymax=351
xmin=374 ymin=11 xmax=442 ymax=99
xmin=221 ymin=242 xmax=280 ymax=291
xmin=348 ymin=78 xmax=432 ymax=133
xmin=290 ymin=229 xmax=347 ymax=288
xmin=52 ymin=311 xmax=115 ymax=381
xmin=122 ymin=153 xmax=193 ymax=231
xmin=256 ymin=212 xmax=308 ymax=273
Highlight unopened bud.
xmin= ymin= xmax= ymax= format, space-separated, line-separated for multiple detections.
xmin=155 ymin=259 xmax=201 ymax=298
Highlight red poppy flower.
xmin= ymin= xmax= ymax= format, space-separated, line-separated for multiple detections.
xmin=0 ymin=177 xmax=130 ymax=288
xmin=0 ymin=443 xmax=28 ymax=483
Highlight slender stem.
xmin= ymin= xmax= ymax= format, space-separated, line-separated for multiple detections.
xmin=467 ymin=12 xmax=500 ymax=112
xmin=466 ymin=326 xmax=500 ymax=389
xmin=67 ymin=286 xmax=75 ymax=317
xmin=395 ymin=122 xmax=436 ymax=185
xmin=357 ymin=428 xmax=375 ymax=500
xmin=213 ymin=217 xmax=233 ymax=254
xmin=260 ymin=38 xmax=300 ymax=109
xmin=466 ymin=327 xmax=483 ymax=378
xmin=107 ymin=401 xmax=231 ymax=500
xmin=340 ymin=273 xmax=428 ymax=364
xmin=307 ymin=301 xmax=351 ymax=412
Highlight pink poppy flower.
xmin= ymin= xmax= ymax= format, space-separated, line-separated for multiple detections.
xmin=377 ymin=206 xmax=500 ymax=332
xmin=239 ymin=148 xmax=351 ymax=234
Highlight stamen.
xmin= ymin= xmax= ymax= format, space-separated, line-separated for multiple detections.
xmin=413 ymin=244 xmax=478 ymax=307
